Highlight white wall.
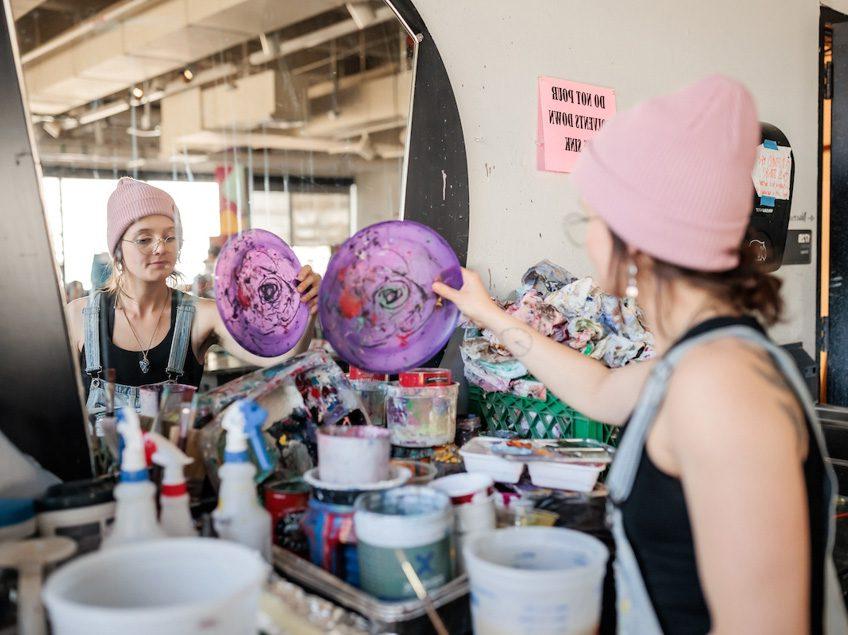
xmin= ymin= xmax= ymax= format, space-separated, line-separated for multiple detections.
xmin=355 ymin=158 xmax=403 ymax=230
xmin=412 ymin=0 xmax=823 ymax=352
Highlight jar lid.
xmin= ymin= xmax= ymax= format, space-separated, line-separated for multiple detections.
xmin=36 ymin=477 xmax=115 ymax=512
xmin=0 ymin=498 xmax=35 ymax=527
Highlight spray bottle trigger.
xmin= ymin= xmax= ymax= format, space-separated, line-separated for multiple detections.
xmin=239 ymin=401 xmax=271 ymax=473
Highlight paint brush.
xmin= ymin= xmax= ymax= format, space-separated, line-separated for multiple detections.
xmin=178 ymin=403 xmax=192 ymax=452
xmin=105 ymin=368 xmax=116 ymax=417
xmin=393 ymin=548 xmax=449 ymax=635
xmin=151 ymin=384 xmax=171 ymax=435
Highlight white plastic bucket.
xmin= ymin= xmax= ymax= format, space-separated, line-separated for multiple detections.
xmin=354 ymin=487 xmax=454 ymax=600
xmin=43 ymin=538 xmax=268 ymax=635
xmin=318 ymin=425 xmax=391 ymax=485
xmin=464 ymin=527 xmax=608 ymax=635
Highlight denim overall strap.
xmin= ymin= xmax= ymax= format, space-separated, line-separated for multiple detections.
xmin=82 ymin=290 xmax=103 ymax=376
xmin=606 ymin=325 xmax=848 ymax=634
xmin=166 ymin=290 xmax=196 ymax=379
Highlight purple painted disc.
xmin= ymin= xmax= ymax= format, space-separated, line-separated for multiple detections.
xmin=319 ymin=220 xmax=462 ymax=373
xmin=215 ymin=229 xmax=308 ymax=357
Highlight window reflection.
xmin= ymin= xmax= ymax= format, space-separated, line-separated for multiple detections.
xmin=14 ymin=0 xmax=412 ymax=299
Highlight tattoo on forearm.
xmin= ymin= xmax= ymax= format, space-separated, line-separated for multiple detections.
xmin=501 ymin=326 xmax=533 ymax=358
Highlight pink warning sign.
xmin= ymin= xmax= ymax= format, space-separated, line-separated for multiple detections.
xmin=537 ymin=76 xmax=616 ymax=173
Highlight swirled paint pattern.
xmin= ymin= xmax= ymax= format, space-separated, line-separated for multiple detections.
xmin=320 ymin=220 xmax=461 ymax=373
xmin=215 ymin=229 xmax=309 ymax=356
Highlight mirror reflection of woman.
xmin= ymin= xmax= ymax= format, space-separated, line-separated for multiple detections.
xmin=66 ymin=177 xmax=321 ymax=422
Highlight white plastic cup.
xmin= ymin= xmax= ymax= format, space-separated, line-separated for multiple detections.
xmin=454 ymin=495 xmax=496 ymax=535
xmin=318 ymin=425 xmax=391 ymax=485
xmin=452 ymin=495 xmax=496 ymax=574
xmin=430 ymin=472 xmax=494 ymax=506
xmin=464 ymin=527 xmax=609 ymax=635
xmin=43 ymin=538 xmax=268 ymax=635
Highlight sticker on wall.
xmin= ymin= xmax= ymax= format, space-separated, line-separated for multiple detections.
xmin=319 ymin=220 xmax=462 ymax=374
xmin=752 ymin=140 xmax=792 ymax=205
xmin=215 ymin=229 xmax=309 ymax=357
xmin=537 ymin=76 xmax=616 ymax=173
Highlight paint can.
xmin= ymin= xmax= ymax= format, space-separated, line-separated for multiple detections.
xmin=386 ymin=383 xmax=459 ymax=447
xmin=317 ymin=425 xmax=391 ymax=485
xmin=43 ymin=538 xmax=268 ymax=635
xmin=354 ymin=486 xmax=453 ymax=600
xmin=301 ymin=499 xmax=359 ymax=586
xmin=398 ymin=368 xmax=452 ymax=388
xmin=35 ymin=478 xmax=116 ymax=557
xmin=262 ymin=479 xmax=310 ymax=558
xmin=464 ymin=527 xmax=609 ymax=635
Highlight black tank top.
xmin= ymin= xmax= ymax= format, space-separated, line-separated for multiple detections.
xmin=80 ymin=290 xmax=205 ymax=393
xmin=621 ymin=316 xmax=827 ymax=634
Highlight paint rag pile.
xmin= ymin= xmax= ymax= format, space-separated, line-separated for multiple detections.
xmin=460 ymin=261 xmax=654 ymax=400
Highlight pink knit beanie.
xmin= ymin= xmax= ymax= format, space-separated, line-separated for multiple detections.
xmin=572 ymin=75 xmax=759 ymax=272
xmin=106 ymin=177 xmax=179 ymax=257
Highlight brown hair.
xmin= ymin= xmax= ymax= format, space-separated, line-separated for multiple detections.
xmin=608 ymin=230 xmax=783 ymax=328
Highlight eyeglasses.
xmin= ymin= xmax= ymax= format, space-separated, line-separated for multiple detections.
xmin=563 ymin=212 xmax=592 ymax=247
xmin=123 ymin=235 xmax=178 ymax=255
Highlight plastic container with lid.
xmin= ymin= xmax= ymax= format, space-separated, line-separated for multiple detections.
xmin=36 ymin=478 xmax=116 ymax=556
xmin=386 ymin=383 xmax=458 ymax=447
xmin=0 ymin=499 xmax=36 ymax=542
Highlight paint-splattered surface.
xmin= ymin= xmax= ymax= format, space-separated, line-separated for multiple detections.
xmin=215 ymin=229 xmax=309 ymax=356
xmin=319 ymin=220 xmax=462 ymax=373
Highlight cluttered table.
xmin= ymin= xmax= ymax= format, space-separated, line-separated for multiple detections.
xmin=4 ymin=224 xmax=645 ymax=635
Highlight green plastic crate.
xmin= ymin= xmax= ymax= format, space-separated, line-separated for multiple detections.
xmin=468 ymin=385 xmax=618 ymax=445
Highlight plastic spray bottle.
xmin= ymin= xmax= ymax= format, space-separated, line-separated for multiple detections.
xmin=147 ymin=431 xmax=197 ymax=537
xmin=102 ymin=408 xmax=165 ymax=549
xmin=212 ymin=399 xmax=272 ymax=561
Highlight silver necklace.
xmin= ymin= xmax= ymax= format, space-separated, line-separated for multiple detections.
xmin=118 ymin=292 xmax=168 ymax=374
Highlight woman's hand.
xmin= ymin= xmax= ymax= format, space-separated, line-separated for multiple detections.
xmin=432 ymin=268 xmax=500 ymax=328
xmin=296 ymin=265 xmax=321 ymax=316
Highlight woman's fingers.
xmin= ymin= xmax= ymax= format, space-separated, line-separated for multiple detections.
xmin=301 ymin=284 xmax=319 ymax=304
xmin=432 ymin=281 xmax=459 ymax=303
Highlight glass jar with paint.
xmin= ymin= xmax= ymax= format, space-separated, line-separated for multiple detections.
xmin=385 ymin=383 xmax=459 ymax=447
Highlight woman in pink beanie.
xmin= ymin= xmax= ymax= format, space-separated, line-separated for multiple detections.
xmin=66 ymin=177 xmax=321 ymax=421
xmin=436 ymin=76 xmax=846 ymax=634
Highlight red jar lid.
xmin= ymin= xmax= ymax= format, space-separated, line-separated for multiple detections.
xmin=349 ymin=366 xmax=390 ymax=381
xmin=398 ymin=368 xmax=452 ymax=387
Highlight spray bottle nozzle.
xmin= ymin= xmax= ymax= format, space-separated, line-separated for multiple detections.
xmin=222 ymin=399 xmax=272 ymax=473
xmin=146 ymin=431 xmax=193 ymax=496
xmin=116 ymin=408 xmax=149 ymax=483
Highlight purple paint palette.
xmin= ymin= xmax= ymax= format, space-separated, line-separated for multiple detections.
xmin=215 ymin=229 xmax=308 ymax=357
xmin=319 ymin=220 xmax=462 ymax=373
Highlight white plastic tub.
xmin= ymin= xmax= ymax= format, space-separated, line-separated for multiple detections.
xmin=527 ymin=461 xmax=605 ymax=493
xmin=459 ymin=448 xmax=524 ymax=483
xmin=464 ymin=527 xmax=608 ymax=635
xmin=43 ymin=538 xmax=268 ymax=635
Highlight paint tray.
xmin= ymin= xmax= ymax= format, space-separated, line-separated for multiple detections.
xmin=273 ymin=546 xmax=471 ymax=634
